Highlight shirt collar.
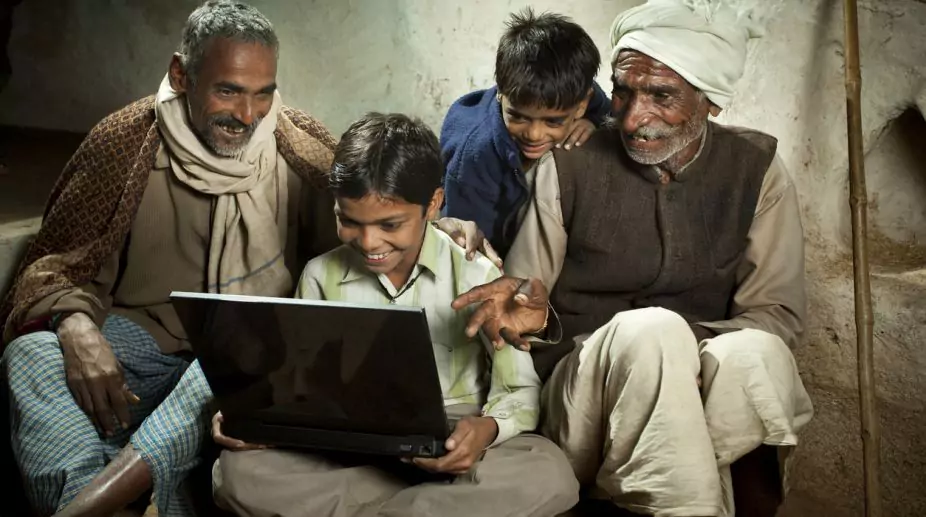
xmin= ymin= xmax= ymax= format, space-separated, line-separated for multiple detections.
xmin=673 ymin=122 xmax=711 ymax=181
xmin=339 ymin=223 xmax=444 ymax=285
xmin=416 ymin=223 xmax=443 ymax=279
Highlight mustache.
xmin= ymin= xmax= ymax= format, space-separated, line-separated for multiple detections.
xmin=602 ymin=115 xmax=677 ymax=139
xmin=208 ymin=114 xmax=262 ymax=133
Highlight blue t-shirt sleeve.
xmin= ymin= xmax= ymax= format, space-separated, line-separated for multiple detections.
xmin=439 ymin=90 xmax=512 ymax=251
xmin=585 ymin=82 xmax=612 ymax=127
xmin=442 ymin=142 xmax=503 ymax=245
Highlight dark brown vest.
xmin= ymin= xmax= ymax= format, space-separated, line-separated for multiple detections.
xmin=550 ymin=122 xmax=777 ymax=339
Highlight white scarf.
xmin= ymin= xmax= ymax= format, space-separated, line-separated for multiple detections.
xmin=155 ymin=74 xmax=292 ymax=296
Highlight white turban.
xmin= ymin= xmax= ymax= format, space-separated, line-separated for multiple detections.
xmin=610 ymin=0 xmax=767 ymax=109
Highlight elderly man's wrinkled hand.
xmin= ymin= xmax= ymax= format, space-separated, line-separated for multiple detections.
xmin=57 ymin=313 xmax=140 ymax=437
xmin=451 ymin=276 xmax=549 ymax=351
xmin=432 ymin=217 xmax=503 ymax=269
xmin=212 ymin=411 xmax=271 ymax=451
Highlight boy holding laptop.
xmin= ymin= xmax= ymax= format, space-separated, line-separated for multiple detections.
xmin=212 ymin=113 xmax=578 ymax=517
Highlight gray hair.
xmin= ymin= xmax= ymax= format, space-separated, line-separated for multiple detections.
xmin=177 ymin=1 xmax=279 ymax=83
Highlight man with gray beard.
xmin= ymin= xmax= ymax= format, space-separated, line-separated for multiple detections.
xmin=452 ymin=1 xmax=815 ymax=516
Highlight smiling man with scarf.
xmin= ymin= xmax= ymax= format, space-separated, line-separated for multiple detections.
xmin=0 ymin=3 xmax=336 ymax=516
xmin=0 ymin=2 xmax=500 ymax=516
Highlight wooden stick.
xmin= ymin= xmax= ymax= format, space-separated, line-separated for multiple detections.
xmin=842 ymin=0 xmax=881 ymax=515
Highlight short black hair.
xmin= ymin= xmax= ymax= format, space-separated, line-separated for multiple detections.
xmin=329 ymin=113 xmax=443 ymax=208
xmin=495 ymin=8 xmax=601 ymax=110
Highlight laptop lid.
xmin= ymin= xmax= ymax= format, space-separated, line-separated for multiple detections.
xmin=170 ymin=291 xmax=451 ymax=440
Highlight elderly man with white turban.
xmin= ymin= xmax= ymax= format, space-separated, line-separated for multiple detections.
xmin=451 ymin=1 xmax=814 ymax=516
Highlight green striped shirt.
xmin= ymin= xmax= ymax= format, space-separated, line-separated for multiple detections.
xmin=295 ymin=224 xmax=540 ymax=445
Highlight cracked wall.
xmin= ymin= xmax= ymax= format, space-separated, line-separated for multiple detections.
xmin=1 ymin=0 xmax=924 ymax=514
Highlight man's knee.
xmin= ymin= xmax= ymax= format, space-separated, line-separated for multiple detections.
xmin=593 ymin=307 xmax=697 ymax=365
xmin=703 ymin=328 xmax=789 ymax=359
xmin=3 ymin=331 xmax=62 ymax=369
xmin=609 ymin=306 xmax=688 ymax=330
xmin=3 ymin=332 xmax=65 ymax=398
xmin=700 ymin=329 xmax=812 ymax=462
xmin=700 ymin=329 xmax=796 ymax=385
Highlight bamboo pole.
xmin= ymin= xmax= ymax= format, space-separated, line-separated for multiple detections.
xmin=842 ymin=0 xmax=881 ymax=515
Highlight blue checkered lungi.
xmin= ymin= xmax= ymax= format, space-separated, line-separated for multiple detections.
xmin=3 ymin=315 xmax=213 ymax=516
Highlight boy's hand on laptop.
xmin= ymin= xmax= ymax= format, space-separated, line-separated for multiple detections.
xmin=432 ymin=217 xmax=503 ymax=269
xmin=412 ymin=416 xmax=498 ymax=475
xmin=212 ymin=411 xmax=270 ymax=451
xmin=452 ymin=276 xmax=549 ymax=351
xmin=557 ymin=118 xmax=595 ymax=150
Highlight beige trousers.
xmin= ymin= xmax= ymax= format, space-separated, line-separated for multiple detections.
xmin=213 ymin=434 xmax=579 ymax=517
xmin=542 ymin=308 xmax=813 ymax=517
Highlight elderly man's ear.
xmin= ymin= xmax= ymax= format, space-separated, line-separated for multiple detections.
xmin=168 ymin=53 xmax=189 ymax=93
xmin=709 ymin=104 xmax=722 ymax=117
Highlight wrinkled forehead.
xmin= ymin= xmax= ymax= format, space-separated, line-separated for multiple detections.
xmin=612 ymin=49 xmax=688 ymax=86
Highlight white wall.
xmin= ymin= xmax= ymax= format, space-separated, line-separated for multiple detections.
xmin=2 ymin=0 xmax=926 ymax=514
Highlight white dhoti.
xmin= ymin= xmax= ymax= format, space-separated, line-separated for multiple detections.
xmin=541 ymin=307 xmax=813 ymax=517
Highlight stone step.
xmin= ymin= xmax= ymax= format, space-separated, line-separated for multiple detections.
xmin=0 ymin=125 xmax=83 ymax=300
xmin=0 ymin=217 xmax=40 ymax=299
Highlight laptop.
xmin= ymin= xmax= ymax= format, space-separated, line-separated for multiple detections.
xmin=170 ymin=291 xmax=455 ymax=458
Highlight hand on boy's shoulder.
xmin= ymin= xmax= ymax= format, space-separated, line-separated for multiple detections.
xmin=431 ymin=217 xmax=503 ymax=268
xmin=556 ymin=119 xmax=596 ymax=151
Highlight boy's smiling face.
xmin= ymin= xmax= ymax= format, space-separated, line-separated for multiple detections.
xmin=335 ymin=189 xmax=444 ymax=289
xmin=500 ymin=94 xmax=589 ymax=162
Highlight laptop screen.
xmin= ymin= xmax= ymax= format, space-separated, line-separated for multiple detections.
xmin=171 ymin=292 xmax=450 ymax=439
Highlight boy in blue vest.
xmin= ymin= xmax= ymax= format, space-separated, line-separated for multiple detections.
xmin=441 ymin=8 xmax=608 ymax=257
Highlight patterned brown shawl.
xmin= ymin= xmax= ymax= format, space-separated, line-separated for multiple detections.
xmin=0 ymin=95 xmax=337 ymax=346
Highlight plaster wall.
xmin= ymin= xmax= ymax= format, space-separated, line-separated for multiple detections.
xmin=715 ymin=2 xmax=926 ymax=514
